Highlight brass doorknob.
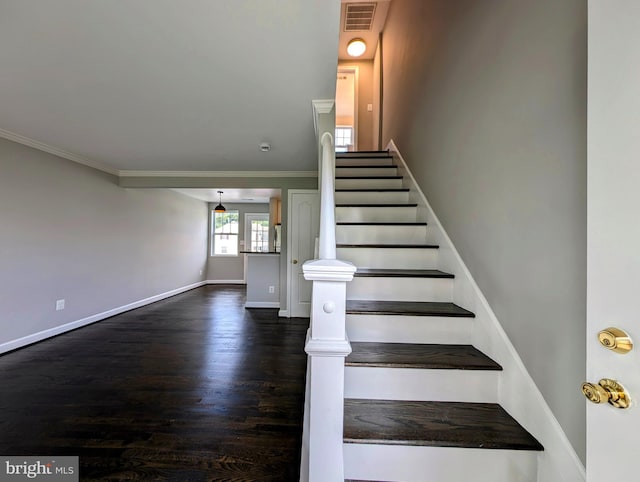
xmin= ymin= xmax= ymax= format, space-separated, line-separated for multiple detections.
xmin=292 ymin=259 xmax=298 ymax=264
xmin=581 ymin=379 xmax=631 ymax=409
xmin=598 ymin=327 xmax=633 ymax=354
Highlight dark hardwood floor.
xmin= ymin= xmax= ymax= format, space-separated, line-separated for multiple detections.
xmin=0 ymin=285 xmax=309 ymax=481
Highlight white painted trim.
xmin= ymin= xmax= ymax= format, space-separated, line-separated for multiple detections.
xmin=305 ymin=338 xmax=352 ymax=357
xmin=119 ymin=170 xmax=317 ymax=178
xmin=312 ymin=99 xmax=335 ymax=137
xmin=387 ymin=140 xmax=585 ymax=482
xmin=0 ymin=281 xmax=206 ymax=355
xmin=0 ymin=127 xmax=119 ymax=175
xmin=312 ymin=100 xmax=335 ymax=115
xmin=303 ymin=259 xmax=356 ymax=282
xmin=206 ymin=279 xmax=245 ymax=284
xmin=278 ymin=309 xmax=290 ymax=318
xmin=244 ymin=301 xmax=280 ymax=308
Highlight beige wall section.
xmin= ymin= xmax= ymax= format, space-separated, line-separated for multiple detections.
xmin=0 ymin=137 xmax=208 ymax=347
xmin=338 ymin=60 xmax=375 ymax=151
xmin=207 ymin=202 xmax=270 ymax=282
xmin=381 ymin=0 xmax=587 ymax=462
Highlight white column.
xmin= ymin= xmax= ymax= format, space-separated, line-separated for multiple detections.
xmin=303 ymin=259 xmax=357 ymax=482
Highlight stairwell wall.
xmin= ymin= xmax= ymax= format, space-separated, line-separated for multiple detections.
xmin=380 ymin=0 xmax=587 ymax=462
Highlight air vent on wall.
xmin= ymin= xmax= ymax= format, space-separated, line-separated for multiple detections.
xmin=344 ymin=3 xmax=377 ymax=32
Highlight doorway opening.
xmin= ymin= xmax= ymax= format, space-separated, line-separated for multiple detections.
xmin=336 ymin=67 xmax=358 ymax=152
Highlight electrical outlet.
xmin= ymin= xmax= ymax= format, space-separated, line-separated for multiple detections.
xmin=268 ymin=286 xmax=275 ymax=294
xmin=56 ymin=299 xmax=65 ymax=311
xmin=199 ymin=269 xmax=203 ymax=276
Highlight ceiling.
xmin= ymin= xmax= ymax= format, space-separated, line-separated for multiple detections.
xmin=0 ymin=1 xmax=341 ymax=173
xmin=337 ymin=1 xmax=390 ymax=61
xmin=172 ymin=188 xmax=280 ymax=204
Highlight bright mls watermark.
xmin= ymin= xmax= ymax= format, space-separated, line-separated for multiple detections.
xmin=1 ymin=457 xmax=78 ymax=481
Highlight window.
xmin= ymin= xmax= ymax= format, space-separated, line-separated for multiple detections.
xmin=212 ymin=210 xmax=239 ymax=256
xmin=245 ymin=213 xmax=269 ymax=252
xmin=335 ymin=126 xmax=353 ymax=152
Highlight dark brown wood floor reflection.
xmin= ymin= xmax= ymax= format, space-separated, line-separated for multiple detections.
xmin=0 ymin=285 xmax=309 ymax=481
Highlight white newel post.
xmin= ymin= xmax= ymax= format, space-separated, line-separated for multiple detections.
xmin=301 ymin=102 xmax=355 ymax=482
xmin=303 ymin=259 xmax=356 ymax=482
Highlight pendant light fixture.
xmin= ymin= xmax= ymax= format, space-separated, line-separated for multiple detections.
xmin=214 ymin=191 xmax=226 ymax=213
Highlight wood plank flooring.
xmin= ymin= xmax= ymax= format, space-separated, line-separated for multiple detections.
xmin=0 ymin=285 xmax=309 ymax=481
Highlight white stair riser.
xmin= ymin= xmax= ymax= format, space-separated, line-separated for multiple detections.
xmin=346 ymin=314 xmax=473 ymax=344
xmin=348 ymin=276 xmax=453 ymax=302
xmin=335 ymin=178 xmax=403 ymax=189
xmin=337 ymin=225 xmax=430 ymax=245
xmin=336 ymin=156 xmax=394 ymax=166
xmin=345 ymin=367 xmax=499 ymax=403
xmin=343 ymin=445 xmax=538 ymax=482
xmin=335 ymin=190 xmax=410 ymax=204
xmin=336 ymin=206 xmax=418 ymax=223
xmin=335 ymin=167 xmax=398 ymax=177
xmin=337 ymin=247 xmax=439 ymax=269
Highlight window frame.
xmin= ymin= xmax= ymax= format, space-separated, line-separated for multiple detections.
xmin=211 ymin=209 xmax=240 ymax=257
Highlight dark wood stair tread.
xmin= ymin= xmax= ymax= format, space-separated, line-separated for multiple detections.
xmin=355 ymin=268 xmax=453 ymax=278
xmin=346 ymin=300 xmax=475 ymax=317
xmin=336 ymin=203 xmax=417 ymax=208
xmin=336 ymin=176 xmax=403 ymax=180
xmin=337 ymin=151 xmax=391 ymax=157
xmin=343 ymin=399 xmax=543 ymax=451
xmin=337 ymin=243 xmax=439 ymax=249
xmin=336 ymin=164 xmax=398 ymax=169
xmin=346 ymin=342 xmax=501 ymax=370
xmin=336 ymin=188 xmax=410 ymax=192
xmin=337 ymin=222 xmax=426 ymax=226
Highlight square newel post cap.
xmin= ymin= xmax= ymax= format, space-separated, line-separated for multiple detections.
xmin=302 ymin=259 xmax=357 ymax=282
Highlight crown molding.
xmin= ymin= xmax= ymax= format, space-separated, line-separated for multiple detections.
xmin=119 ymin=170 xmax=317 ymax=178
xmin=0 ymin=127 xmax=119 ymax=176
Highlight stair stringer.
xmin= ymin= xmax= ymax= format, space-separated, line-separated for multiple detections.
xmin=387 ymin=140 xmax=585 ymax=482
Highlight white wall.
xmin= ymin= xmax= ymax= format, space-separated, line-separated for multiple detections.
xmin=0 ymin=137 xmax=208 ymax=350
xmin=381 ymin=0 xmax=587 ymax=461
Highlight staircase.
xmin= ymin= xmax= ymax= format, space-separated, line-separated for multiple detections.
xmin=334 ymin=151 xmax=543 ymax=482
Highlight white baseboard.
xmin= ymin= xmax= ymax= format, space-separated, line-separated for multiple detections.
xmin=0 ymin=281 xmax=207 ymax=355
xmin=245 ymin=301 xmax=280 ymax=308
xmin=206 ymin=279 xmax=246 ymax=284
xmin=278 ymin=309 xmax=290 ymax=318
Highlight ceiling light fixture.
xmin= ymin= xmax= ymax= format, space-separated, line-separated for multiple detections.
xmin=347 ymin=38 xmax=366 ymax=57
xmin=214 ymin=191 xmax=226 ymax=213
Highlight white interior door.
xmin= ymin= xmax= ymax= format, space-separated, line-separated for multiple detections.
xmin=587 ymin=1 xmax=640 ymax=477
xmin=288 ymin=190 xmax=319 ymax=318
